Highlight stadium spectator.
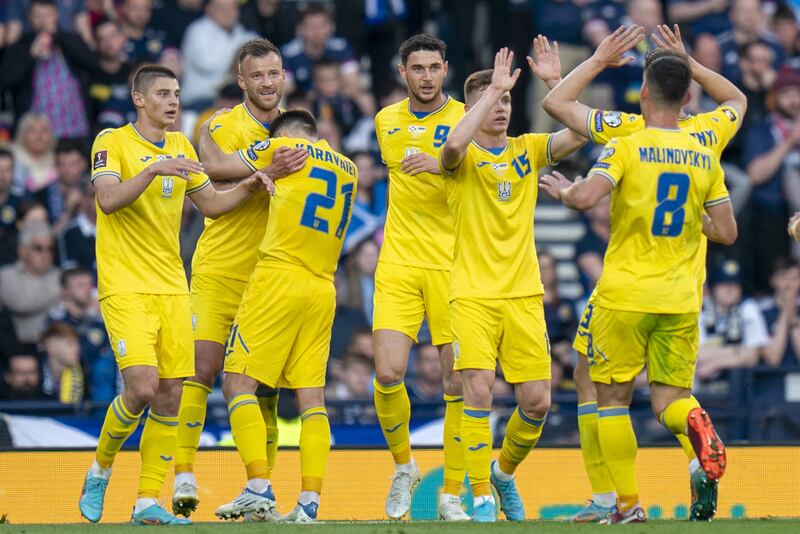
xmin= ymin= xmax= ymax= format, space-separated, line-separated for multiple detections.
xmin=1 ymin=0 xmax=94 ymax=139
xmin=39 ymin=321 xmax=84 ymax=404
xmin=344 ymin=152 xmax=385 ymax=253
xmin=0 ymin=148 xmax=25 ymax=266
xmin=8 ymin=113 xmax=57 ymax=193
xmin=771 ymin=3 xmax=800 ymax=58
xmin=88 ymin=18 xmax=136 ymax=133
xmin=717 ymin=0 xmax=784 ymax=81
xmin=329 ymin=272 xmax=370 ymax=363
xmin=329 ymin=351 xmax=374 ymax=401
xmin=407 ymin=343 xmax=443 ymax=402
xmin=121 ymin=0 xmax=166 ymax=63
xmin=151 ymin=0 xmax=203 ymax=49
xmin=0 ymin=223 xmax=60 ymax=343
xmin=281 ymin=5 xmax=374 ymax=115
xmin=36 ymin=139 xmax=88 ymax=233
xmin=345 ymin=238 xmax=378 ymax=323
xmin=179 ymin=0 xmax=257 ymax=111
xmin=0 ymin=307 xmax=21 ymax=365
xmin=697 ymin=260 xmax=770 ymax=382
xmin=240 ymin=0 xmax=298 ymax=49
xmin=48 ymin=267 xmax=105 ymax=364
xmin=345 ymin=326 xmax=375 ymax=361
xmin=14 ymin=198 xmax=49 ymax=231
xmin=4 ymin=0 xmax=92 ymax=45
xmin=666 ymin=0 xmax=733 ymax=41
xmin=734 ymin=41 xmax=777 ymax=131
xmin=0 ymin=345 xmax=49 ymax=400
xmin=57 ymin=180 xmax=96 ymax=274
xmin=539 ymin=250 xmax=577 ymax=389
xmin=311 ymin=59 xmax=363 ymax=137
xmin=574 ymin=194 xmax=609 ymax=293
xmin=687 ymin=33 xmax=725 ymax=114
xmin=743 ymin=65 xmax=798 ymax=293
xmin=761 ymin=257 xmax=800 ymax=367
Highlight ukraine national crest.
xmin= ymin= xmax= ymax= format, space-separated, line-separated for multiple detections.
xmin=162 ymin=176 xmax=174 ymax=198
xmin=498 ymin=180 xmax=512 ymax=201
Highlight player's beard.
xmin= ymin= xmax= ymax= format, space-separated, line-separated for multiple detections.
xmin=409 ymin=83 xmax=441 ymax=105
xmin=247 ymin=86 xmax=281 ymax=114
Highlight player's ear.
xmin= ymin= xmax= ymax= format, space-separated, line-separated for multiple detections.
xmin=398 ymin=62 xmax=407 ymax=80
xmin=131 ymin=90 xmax=144 ymax=109
xmin=683 ymin=89 xmax=691 ymax=107
xmin=443 ymin=60 xmax=449 ymax=77
xmin=237 ymin=74 xmax=246 ymax=92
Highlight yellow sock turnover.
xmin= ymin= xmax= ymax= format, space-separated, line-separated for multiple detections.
xmin=597 ymin=406 xmax=639 ymax=511
xmin=95 ymin=395 xmax=142 ymax=468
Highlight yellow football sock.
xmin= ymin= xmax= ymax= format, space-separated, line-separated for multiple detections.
xmin=462 ymin=406 xmax=492 ymax=497
xmin=95 ymin=395 xmax=142 ymax=468
xmin=138 ymin=412 xmax=179 ymax=499
xmin=229 ymin=394 xmax=269 ymax=480
xmin=662 ymin=396 xmax=701 ymax=460
xmin=374 ymin=379 xmax=411 ymax=465
xmin=498 ymin=406 xmax=546 ymax=475
xmin=577 ymin=402 xmax=616 ymax=494
xmin=442 ymin=394 xmax=465 ymax=495
xmin=257 ymin=391 xmax=280 ymax=477
xmin=300 ymin=407 xmax=330 ymax=493
xmin=597 ymin=406 xmax=638 ymax=511
xmin=175 ymin=381 xmax=211 ymax=474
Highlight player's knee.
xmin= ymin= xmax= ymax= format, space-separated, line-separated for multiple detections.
xmin=126 ymin=380 xmax=158 ymax=407
xmin=374 ymin=366 xmax=404 ymax=387
xmin=519 ymin=394 xmax=551 ymax=420
xmin=193 ymin=357 xmax=222 ymax=387
xmin=442 ymin=371 xmax=463 ymax=396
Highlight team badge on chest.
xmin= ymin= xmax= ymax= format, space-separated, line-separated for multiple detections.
xmin=498 ymin=180 xmax=512 ymax=201
xmin=161 ymin=176 xmax=174 ymax=198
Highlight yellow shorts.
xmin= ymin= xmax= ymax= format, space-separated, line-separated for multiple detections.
xmin=373 ymin=261 xmax=450 ymax=345
xmin=100 ymin=293 xmax=194 ymax=378
xmin=588 ymin=305 xmax=699 ymax=388
xmin=223 ymin=265 xmax=335 ymax=389
xmin=572 ymin=301 xmax=595 ymax=356
xmin=451 ymin=296 xmax=551 ymax=383
xmin=190 ymin=273 xmax=247 ymax=345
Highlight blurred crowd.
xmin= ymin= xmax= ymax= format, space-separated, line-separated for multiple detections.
xmin=1 ymin=0 xmax=800 ymax=439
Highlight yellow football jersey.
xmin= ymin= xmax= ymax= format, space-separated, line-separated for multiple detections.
xmin=590 ymin=128 xmax=730 ymax=314
xmin=587 ymin=105 xmax=741 ymax=159
xmin=375 ymin=96 xmax=464 ymax=270
xmin=191 ymin=103 xmax=274 ymax=282
xmin=91 ymin=124 xmax=211 ymax=299
xmin=238 ymin=137 xmax=358 ymax=281
xmin=444 ymin=134 xmax=553 ymax=300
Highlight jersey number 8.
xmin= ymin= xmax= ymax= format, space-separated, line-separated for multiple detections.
xmin=651 ymin=172 xmax=689 ymax=237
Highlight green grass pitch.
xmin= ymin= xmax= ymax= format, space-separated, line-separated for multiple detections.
xmin=2 ymin=520 xmax=800 ymax=533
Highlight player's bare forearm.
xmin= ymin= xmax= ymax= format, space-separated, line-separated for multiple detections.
xmin=190 ymin=178 xmax=259 ymax=219
xmin=541 ymin=58 xmax=602 ymax=135
xmin=441 ymin=86 xmax=505 ymax=170
xmin=93 ymin=169 xmax=157 ymax=214
xmin=702 ymin=204 xmax=737 ymax=244
xmin=690 ymin=57 xmax=747 ymax=119
xmin=198 ymin=124 xmax=250 ymax=180
xmin=549 ymin=128 xmax=588 ymax=163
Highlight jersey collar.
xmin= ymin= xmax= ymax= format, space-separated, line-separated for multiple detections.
xmin=471 ymin=139 xmax=508 ymax=157
xmin=406 ymin=95 xmax=451 ymax=120
xmin=129 ymin=122 xmax=166 ymax=149
xmin=243 ymin=101 xmax=280 ymax=132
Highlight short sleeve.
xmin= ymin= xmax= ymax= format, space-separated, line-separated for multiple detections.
xmin=524 ymin=133 xmax=554 ymax=170
xmin=182 ymin=140 xmax=211 ymax=194
xmin=90 ymin=130 xmax=122 ymax=183
xmin=588 ymin=138 xmax=625 ymax=187
xmin=237 ymin=139 xmax=276 ymax=173
xmin=587 ymin=109 xmax=643 ymax=144
xmin=703 ymin=105 xmax=742 ymax=152
xmin=704 ymin=159 xmax=730 ymax=208
xmin=209 ymin=114 xmax=241 ymax=154
xmin=374 ymin=113 xmax=386 ymax=164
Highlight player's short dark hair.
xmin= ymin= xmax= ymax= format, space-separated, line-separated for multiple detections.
xmin=60 ymin=266 xmax=92 ymax=288
xmin=463 ymin=69 xmax=493 ymax=104
xmin=399 ymin=34 xmax=447 ymax=66
xmin=0 ymin=147 xmax=13 ymax=162
xmin=270 ymin=109 xmax=317 ymax=137
xmin=643 ymin=49 xmax=691 ymax=109
xmin=298 ymin=3 xmax=331 ymax=23
xmin=237 ymin=38 xmax=281 ymax=67
xmin=132 ymin=64 xmax=178 ymax=95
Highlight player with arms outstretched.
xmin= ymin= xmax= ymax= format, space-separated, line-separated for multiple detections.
xmin=172 ymin=38 xmax=307 ymax=520
xmin=78 ymin=65 xmax=270 ymax=525
xmin=371 ymin=34 xmax=469 ymax=521
xmin=440 ymin=49 xmax=586 ymax=522
xmin=199 ymin=110 xmax=356 ymax=523
xmin=539 ymin=24 xmax=747 ymax=522
xmin=541 ymin=48 xmax=737 ymax=524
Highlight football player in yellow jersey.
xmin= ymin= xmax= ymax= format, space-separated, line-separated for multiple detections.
xmin=541 ymin=49 xmax=737 ymax=525
xmin=78 ymin=65 xmax=271 ymax=526
xmin=372 ymin=34 xmax=470 ymax=521
xmin=172 ymin=39 xmax=307 ymax=519
xmin=198 ymin=110 xmax=356 ymax=523
xmin=440 ymin=49 xmax=587 ymax=523
xmin=539 ymin=25 xmax=747 ymax=522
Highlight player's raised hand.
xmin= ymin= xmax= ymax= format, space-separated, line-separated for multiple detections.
xmin=652 ymin=24 xmax=687 ymax=55
xmin=401 ymin=153 xmax=441 ymax=176
xmin=149 ymin=157 xmax=204 ymax=180
xmin=268 ymin=146 xmax=308 ymax=179
xmin=491 ymin=47 xmax=521 ymax=93
xmin=539 ymin=170 xmax=577 ymax=201
xmin=592 ymin=25 xmax=645 ymax=67
xmin=527 ymin=35 xmax=561 ymax=85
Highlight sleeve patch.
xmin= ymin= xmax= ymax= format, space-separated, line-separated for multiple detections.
xmin=93 ymin=150 xmax=108 ymax=170
xmin=602 ymin=111 xmax=622 ymax=128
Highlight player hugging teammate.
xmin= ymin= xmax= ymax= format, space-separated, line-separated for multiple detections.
xmin=77 ymin=24 xmax=740 ymax=526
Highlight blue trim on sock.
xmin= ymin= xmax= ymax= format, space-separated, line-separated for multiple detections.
xmin=464 ymin=408 xmax=491 ymax=418
xmin=517 ymin=408 xmax=547 ymax=427
xmin=599 ymin=407 xmax=630 ymax=418
xmin=228 ymin=397 xmax=259 ymax=414
xmin=577 ymin=403 xmax=599 ymax=416
xmin=148 ymin=412 xmax=179 ymax=426
xmin=375 ymin=379 xmax=404 ymax=388
xmin=111 ymin=397 xmax=137 ymax=425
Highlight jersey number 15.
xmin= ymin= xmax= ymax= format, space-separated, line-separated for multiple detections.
xmin=300 ymin=166 xmax=354 ymax=238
